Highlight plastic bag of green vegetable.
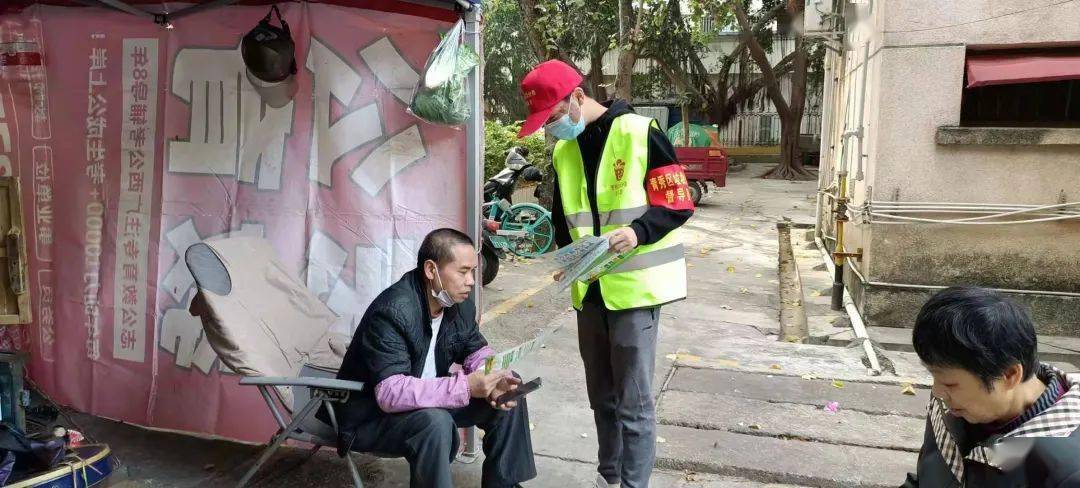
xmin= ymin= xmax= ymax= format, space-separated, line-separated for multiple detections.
xmin=408 ymin=20 xmax=479 ymax=126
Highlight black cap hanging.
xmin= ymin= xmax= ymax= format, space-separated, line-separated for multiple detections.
xmin=241 ymin=5 xmax=298 ymax=108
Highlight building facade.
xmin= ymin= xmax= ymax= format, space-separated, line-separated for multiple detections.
xmin=815 ymin=0 xmax=1080 ymax=335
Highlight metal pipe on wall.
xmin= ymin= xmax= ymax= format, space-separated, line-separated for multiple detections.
xmin=854 ymin=42 xmax=869 ymax=182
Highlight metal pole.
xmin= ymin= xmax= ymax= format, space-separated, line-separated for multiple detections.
xmin=461 ymin=4 xmax=483 ymax=461
xmin=831 ymin=171 xmax=847 ymax=311
xmin=463 ymin=5 xmax=483 ymax=296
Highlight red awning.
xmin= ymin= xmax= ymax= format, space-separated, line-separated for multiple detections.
xmin=966 ymin=53 xmax=1080 ymax=88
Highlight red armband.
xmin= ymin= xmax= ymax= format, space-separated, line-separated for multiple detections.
xmin=645 ymin=165 xmax=695 ymax=211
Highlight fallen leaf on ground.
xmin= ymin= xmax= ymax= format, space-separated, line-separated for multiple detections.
xmin=832 ymin=380 xmax=845 ymax=389
xmin=748 ymin=424 xmax=761 ymax=430
xmin=668 ymin=353 xmax=703 ymax=363
xmin=755 ymin=273 xmax=763 ymax=278
xmin=687 ymin=263 xmax=695 ymax=268
xmin=726 ymin=265 xmax=736 ymax=273
xmin=656 ymin=436 xmax=667 ymax=444
xmin=526 ymin=301 xmax=535 ymax=308
xmin=810 ymin=290 xmax=822 ymax=297
xmin=529 ymin=423 xmax=535 ymax=431
xmin=770 ymin=364 xmax=782 ymax=370
xmin=901 ymin=384 xmax=917 ymax=396
xmin=768 ymin=280 xmax=780 ymax=284
xmin=801 ymin=374 xmax=819 ymax=380
xmin=740 ymin=287 xmax=750 ymax=294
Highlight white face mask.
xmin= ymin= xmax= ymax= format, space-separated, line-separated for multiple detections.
xmin=429 ymin=262 xmax=456 ymax=308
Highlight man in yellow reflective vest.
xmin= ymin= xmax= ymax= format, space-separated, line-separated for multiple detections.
xmin=518 ymin=60 xmax=694 ymax=488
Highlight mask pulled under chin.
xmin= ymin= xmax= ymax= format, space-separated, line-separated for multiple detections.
xmin=432 ymin=289 xmax=455 ymax=308
xmin=431 ymin=265 xmax=456 ymax=307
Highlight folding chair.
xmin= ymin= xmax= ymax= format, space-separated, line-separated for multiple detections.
xmin=185 ymin=237 xmax=364 ymax=487
xmin=185 ymin=237 xmax=477 ymax=488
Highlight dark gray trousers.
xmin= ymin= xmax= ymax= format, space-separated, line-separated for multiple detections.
xmin=351 ymin=396 xmax=536 ymax=488
xmin=577 ymin=302 xmax=660 ymax=488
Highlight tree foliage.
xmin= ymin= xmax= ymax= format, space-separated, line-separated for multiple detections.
xmin=482 ymin=0 xmax=825 ymax=180
xmin=484 ymin=119 xmax=549 ymax=180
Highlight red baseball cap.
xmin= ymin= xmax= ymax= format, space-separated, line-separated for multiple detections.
xmin=518 ymin=60 xmax=584 ymax=138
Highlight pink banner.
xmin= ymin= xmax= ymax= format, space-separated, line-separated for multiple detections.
xmin=0 ymin=2 xmax=466 ymax=441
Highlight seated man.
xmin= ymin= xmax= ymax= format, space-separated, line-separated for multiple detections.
xmin=331 ymin=228 xmax=537 ymax=488
xmin=903 ymin=287 xmax=1080 ymax=487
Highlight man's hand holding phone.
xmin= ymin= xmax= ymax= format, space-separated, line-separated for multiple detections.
xmin=487 ymin=374 xmax=523 ymax=411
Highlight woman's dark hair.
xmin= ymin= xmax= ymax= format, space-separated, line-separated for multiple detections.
xmin=912 ymin=286 xmax=1038 ymax=390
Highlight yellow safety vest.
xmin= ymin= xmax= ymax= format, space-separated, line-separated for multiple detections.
xmin=553 ymin=113 xmax=687 ymax=311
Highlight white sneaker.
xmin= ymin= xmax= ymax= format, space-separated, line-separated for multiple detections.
xmin=595 ymin=474 xmax=620 ymax=488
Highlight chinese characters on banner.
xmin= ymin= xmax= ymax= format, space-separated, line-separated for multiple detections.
xmin=84 ymin=36 xmax=108 ymax=362
xmin=113 ymin=39 xmax=157 ymax=363
xmin=1 ymin=2 xmax=467 ymax=442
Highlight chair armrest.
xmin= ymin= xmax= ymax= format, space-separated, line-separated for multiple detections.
xmin=239 ymin=376 xmax=365 ymax=392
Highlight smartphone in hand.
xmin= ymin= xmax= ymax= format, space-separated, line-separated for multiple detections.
xmin=496 ymin=377 xmax=542 ymax=406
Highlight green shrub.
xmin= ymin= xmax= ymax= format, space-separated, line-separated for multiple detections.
xmin=484 ymin=120 xmax=549 ymax=180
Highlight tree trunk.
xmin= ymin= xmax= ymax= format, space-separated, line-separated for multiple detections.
xmin=612 ymin=0 xmax=638 ymax=100
xmin=587 ymin=34 xmax=608 ymax=100
xmin=762 ymin=35 xmax=813 ymax=180
xmin=763 ymin=115 xmax=810 ymax=179
xmin=519 ymin=0 xmax=552 ymax=61
xmin=614 ymin=48 xmax=636 ymax=100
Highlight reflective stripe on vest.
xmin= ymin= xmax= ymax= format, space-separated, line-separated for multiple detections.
xmin=552 ymin=113 xmax=688 ymax=311
xmin=564 ymin=205 xmax=649 ymax=229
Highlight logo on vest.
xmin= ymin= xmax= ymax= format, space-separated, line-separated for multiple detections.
xmin=609 ymin=159 xmax=628 ymax=194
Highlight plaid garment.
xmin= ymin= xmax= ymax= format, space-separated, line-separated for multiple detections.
xmin=928 ymin=363 xmax=1080 ymax=484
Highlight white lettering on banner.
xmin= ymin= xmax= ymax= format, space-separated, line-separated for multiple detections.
xmin=306 ymin=230 xmax=348 ymax=299
xmin=358 ymin=38 xmax=419 ymax=105
xmin=167 ymin=47 xmax=292 ymax=190
xmin=306 ymin=38 xmax=382 ymax=186
xmin=28 ymin=19 xmax=52 ymax=141
xmin=83 ymin=38 xmax=108 ymax=361
xmin=0 ymin=90 xmax=11 ymax=175
xmin=37 ymin=270 xmax=55 ymax=362
xmin=32 ymin=147 xmax=53 ymax=262
xmin=113 ymin=38 xmax=158 ymax=363
xmin=351 ymin=126 xmax=427 ymax=195
xmin=158 ymin=220 xmax=264 ymax=373
xmin=304 ymin=233 xmax=417 ymax=336
xmin=169 ymin=37 xmax=433 ymax=192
